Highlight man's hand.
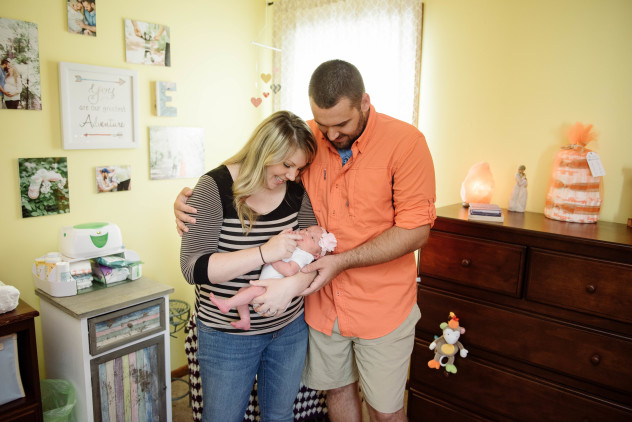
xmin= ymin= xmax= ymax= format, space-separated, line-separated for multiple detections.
xmin=174 ymin=187 xmax=196 ymax=236
xmin=299 ymin=254 xmax=347 ymax=296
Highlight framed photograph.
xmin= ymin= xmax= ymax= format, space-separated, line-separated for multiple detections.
xmin=59 ymin=62 xmax=139 ymax=149
xmin=66 ymin=0 xmax=96 ymax=36
xmin=149 ymin=126 xmax=205 ymax=180
xmin=95 ymin=165 xmax=131 ymax=193
xmin=18 ymin=157 xmax=69 ymax=218
xmin=124 ymin=19 xmax=171 ymax=67
xmin=0 ymin=17 xmax=42 ymax=110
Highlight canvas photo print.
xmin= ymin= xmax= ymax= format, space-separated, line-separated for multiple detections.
xmin=124 ymin=19 xmax=170 ymax=66
xmin=67 ymin=0 xmax=97 ymax=36
xmin=0 ymin=17 xmax=42 ymax=110
xmin=149 ymin=127 xmax=205 ymax=180
xmin=96 ymin=165 xmax=131 ymax=193
xmin=19 ymin=157 xmax=69 ymax=218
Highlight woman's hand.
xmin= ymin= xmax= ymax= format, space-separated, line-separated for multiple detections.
xmin=174 ymin=187 xmax=196 ymax=236
xmin=260 ymin=229 xmax=302 ymax=263
xmin=251 ymin=272 xmax=314 ymax=316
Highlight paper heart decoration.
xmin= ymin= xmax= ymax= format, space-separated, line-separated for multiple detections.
xmin=271 ymin=84 xmax=282 ymax=94
xmin=260 ymin=73 xmax=272 ymax=83
xmin=263 ymin=92 xmax=270 ymax=98
xmin=251 ymin=97 xmax=262 ymax=107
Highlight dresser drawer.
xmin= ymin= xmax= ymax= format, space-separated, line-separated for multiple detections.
xmin=527 ymin=249 xmax=632 ymax=324
xmin=407 ymin=389 xmax=487 ymax=422
xmin=419 ymin=232 xmax=526 ymax=297
xmin=88 ymin=298 xmax=165 ymax=355
xmin=409 ymin=341 xmax=632 ymax=421
xmin=417 ymin=288 xmax=632 ymax=394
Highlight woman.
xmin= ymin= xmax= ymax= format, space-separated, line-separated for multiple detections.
xmin=180 ymin=111 xmax=317 ymax=422
xmin=4 ymin=64 xmax=22 ymax=109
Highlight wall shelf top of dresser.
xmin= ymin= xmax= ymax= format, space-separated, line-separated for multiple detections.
xmin=433 ymin=204 xmax=632 ymax=264
xmin=35 ymin=277 xmax=174 ymax=319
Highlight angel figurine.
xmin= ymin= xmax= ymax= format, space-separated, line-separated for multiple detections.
xmin=508 ymin=165 xmax=527 ymax=212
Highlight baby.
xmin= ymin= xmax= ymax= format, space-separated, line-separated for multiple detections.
xmin=67 ymin=1 xmax=84 ymax=34
xmin=210 ymin=225 xmax=337 ymax=330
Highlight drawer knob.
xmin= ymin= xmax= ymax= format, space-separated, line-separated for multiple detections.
xmin=127 ymin=322 xmax=133 ymax=329
xmin=590 ymin=354 xmax=601 ymax=366
xmin=585 ymin=284 xmax=597 ymax=294
xmin=460 ymin=258 xmax=471 ymax=267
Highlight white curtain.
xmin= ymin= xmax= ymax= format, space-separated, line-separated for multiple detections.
xmin=272 ymin=0 xmax=423 ymax=125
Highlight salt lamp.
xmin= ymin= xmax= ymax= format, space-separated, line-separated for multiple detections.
xmin=460 ymin=162 xmax=495 ymax=206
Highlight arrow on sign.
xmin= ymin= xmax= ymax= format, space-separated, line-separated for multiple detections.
xmin=75 ymin=75 xmax=126 ymax=85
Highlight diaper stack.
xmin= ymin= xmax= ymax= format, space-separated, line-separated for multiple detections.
xmin=32 ymin=222 xmax=142 ymax=297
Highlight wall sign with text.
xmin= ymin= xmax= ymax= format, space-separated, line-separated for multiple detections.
xmin=59 ymin=62 xmax=140 ymax=149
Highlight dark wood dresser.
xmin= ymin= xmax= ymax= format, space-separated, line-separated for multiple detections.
xmin=407 ymin=204 xmax=632 ymax=421
xmin=0 ymin=299 xmax=42 ymax=422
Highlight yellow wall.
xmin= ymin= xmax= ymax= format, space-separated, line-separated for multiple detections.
xmin=420 ymin=0 xmax=632 ymax=223
xmin=0 ymin=0 xmax=268 ymax=376
xmin=2 ymin=0 xmax=631 ymax=380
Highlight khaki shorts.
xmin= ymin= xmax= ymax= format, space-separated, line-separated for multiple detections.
xmin=302 ymin=304 xmax=421 ymax=413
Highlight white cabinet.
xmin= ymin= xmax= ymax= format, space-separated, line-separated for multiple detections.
xmin=36 ymin=278 xmax=174 ymax=422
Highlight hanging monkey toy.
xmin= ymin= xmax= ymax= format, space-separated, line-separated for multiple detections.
xmin=428 ymin=312 xmax=468 ymax=374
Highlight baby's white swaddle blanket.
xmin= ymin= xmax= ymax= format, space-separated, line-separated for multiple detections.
xmin=0 ymin=281 xmax=20 ymax=314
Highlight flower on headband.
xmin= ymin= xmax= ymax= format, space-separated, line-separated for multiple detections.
xmin=318 ymin=231 xmax=337 ymax=255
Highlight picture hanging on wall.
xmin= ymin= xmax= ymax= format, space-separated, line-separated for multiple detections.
xmin=95 ymin=165 xmax=131 ymax=193
xmin=59 ymin=62 xmax=140 ymax=149
xmin=66 ymin=0 xmax=96 ymax=36
xmin=149 ymin=127 xmax=205 ymax=180
xmin=0 ymin=17 xmax=42 ymax=110
xmin=18 ymin=157 xmax=69 ymax=218
xmin=124 ymin=19 xmax=171 ymax=67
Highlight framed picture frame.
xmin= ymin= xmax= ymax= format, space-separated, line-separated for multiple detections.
xmin=59 ymin=62 xmax=140 ymax=149
xmin=90 ymin=336 xmax=167 ymax=421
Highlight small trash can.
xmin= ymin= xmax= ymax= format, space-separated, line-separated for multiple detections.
xmin=40 ymin=379 xmax=76 ymax=422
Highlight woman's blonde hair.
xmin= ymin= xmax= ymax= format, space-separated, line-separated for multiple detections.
xmin=224 ymin=111 xmax=316 ymax=233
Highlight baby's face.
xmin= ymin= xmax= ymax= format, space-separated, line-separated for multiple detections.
xmin=296 ymin=226 xmax=323 ymax=257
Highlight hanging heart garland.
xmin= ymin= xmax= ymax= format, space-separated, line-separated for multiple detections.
xmin=260 ymin=73 xmax=272 ymax=83
xmin=263 ymin=92 xmax=270 ymax=98
xmin=251 ymin=97 xmax=262 ymax=107
xmin=271 ymin=84 xmax=282 ymax=94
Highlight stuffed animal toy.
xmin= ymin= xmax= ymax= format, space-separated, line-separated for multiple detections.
xmin=428 ymin=312 xmax=468 ymax=374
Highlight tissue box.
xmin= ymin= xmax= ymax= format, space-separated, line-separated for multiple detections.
xmin=59 ymin=222 xmax=124 ymax=259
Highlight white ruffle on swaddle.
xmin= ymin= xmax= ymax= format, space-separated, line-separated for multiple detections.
xmin=0 ymin=281 xmax=20 ymax=314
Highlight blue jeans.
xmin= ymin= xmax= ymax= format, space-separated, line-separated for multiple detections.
xmin=196 ymin=314 xmax=308 ymax=422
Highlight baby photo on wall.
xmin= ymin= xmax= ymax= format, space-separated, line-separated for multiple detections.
xmin=0 ymin=17 xmax=42 ymax=110
xmin=67 ymin=0 xmax=97 ymax=36
xmin=95 ymin=165 xmax=131 ymax=193
xmin=18 ymin=157 xmax=69 ymax=218
xmin=124 ymin=19 xmax=171 ymax=66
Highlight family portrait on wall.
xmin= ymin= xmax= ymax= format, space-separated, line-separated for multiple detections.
xmin=66 ymin=0 xmax=97 ymax=36
xmin=0 ymin=17 xmax=42 ymax=110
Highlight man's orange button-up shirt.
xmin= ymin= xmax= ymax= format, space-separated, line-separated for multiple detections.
xmin=302 ymin=105 xmax=436 ymax=339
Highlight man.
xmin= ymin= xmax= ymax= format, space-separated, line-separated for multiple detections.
xmin=0 ymin=58 xmax=10 ymax=109
xmin=78 ymin=0 xmax=96 ymax=35
xmin=175 ymin=60 xmax=436 ymax=422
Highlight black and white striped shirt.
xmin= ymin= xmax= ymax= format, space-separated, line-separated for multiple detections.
xmin=180 ymin=165 xmax=316 ymax=334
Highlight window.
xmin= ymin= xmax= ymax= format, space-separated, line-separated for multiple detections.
xmin=272 ymin=0 xmax=423 ymax=125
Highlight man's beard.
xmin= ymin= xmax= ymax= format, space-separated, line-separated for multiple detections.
xmin=327 ymin=109 xmax=369 ymax=150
